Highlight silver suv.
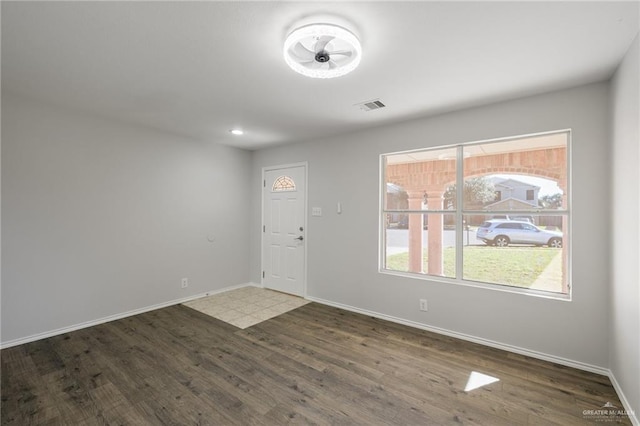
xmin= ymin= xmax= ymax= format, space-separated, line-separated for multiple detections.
xmin=476 ymin=220 xmax=562 ymax=248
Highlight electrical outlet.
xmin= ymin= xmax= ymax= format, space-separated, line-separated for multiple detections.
xmin=419 ymin=299 xmax=428 ymax=311
xmin=181 ymin=278 xmax=189 ymax=289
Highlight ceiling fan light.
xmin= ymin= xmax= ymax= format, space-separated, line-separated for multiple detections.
xmin=283 ymin=23 xmax=362 ymax=79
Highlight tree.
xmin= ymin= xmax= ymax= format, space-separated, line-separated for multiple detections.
xmin=538 ymin=193 xmax=564 ymax=209
xmin=443 ymin=177 xmax=496 ymax=209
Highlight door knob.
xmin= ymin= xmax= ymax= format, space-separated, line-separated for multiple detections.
xmin=294 ymin=236 xmax=304 ymax=241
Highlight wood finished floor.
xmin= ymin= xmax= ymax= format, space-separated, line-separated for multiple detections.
xmin=1 ymin=302 xmax=630 ymax=425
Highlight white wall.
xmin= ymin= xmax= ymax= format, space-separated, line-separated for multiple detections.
xmin=1 ymin=94 xmax=252 ymax=344
xmin=251 ymin=83 xmax=612 ymax=368
xmin=610 ymin=34 xmax=639 ymax=418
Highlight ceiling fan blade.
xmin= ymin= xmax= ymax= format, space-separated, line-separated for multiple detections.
xmin=291 ymin=42 xmax=316 ymax=61
xmin=327 ymin=50 xmax=353 ymax=57
xmin=314 ymin=35 xmax=334 ymax=53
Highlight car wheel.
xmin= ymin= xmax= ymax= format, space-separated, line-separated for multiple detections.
xmin=495 ymin=236 xmax=510 ymax=247
xmin=548 ymin=237 xmax=562 ymax=248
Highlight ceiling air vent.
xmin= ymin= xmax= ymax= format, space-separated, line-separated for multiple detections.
xmin=356 ymin=99 xmax=386 ymax=112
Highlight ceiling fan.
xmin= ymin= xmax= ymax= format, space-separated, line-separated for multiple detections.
xmin=283 ymin=23 xmax=362 ymax=79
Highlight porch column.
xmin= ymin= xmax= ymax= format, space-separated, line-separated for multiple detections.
xmin=426 ymin=192 xmax=444 ymax=276
xmin=407 ymin=191 xmax=424 ymax=273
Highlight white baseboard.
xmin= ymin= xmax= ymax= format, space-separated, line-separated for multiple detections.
xmin=306 ymin=296 xmax=610 ymax=376
xmin=608 ymin=372 xmax=639 ymax=426
xmin=0 ymin=282 xmax=258 ymax=349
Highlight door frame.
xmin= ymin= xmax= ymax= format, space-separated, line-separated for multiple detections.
xmin=261 ymin=162 xmax=308 ymax=297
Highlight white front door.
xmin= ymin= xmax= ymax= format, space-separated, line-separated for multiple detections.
xmin=262 ymin=165 xmax=306 ymax=296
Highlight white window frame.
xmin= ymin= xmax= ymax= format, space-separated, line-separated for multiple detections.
xmin=379 ymin=129 xmax=572 ymax=300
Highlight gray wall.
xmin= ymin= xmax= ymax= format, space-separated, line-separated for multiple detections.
xmin=610 ymin=34 xmax=639 ymax=417
xmin=1 ymin=94 xmax=252 ymax=343
xmin=251 ymin=83 xmax=612 ymax=368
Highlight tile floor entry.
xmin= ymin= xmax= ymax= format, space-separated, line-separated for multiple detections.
xmin=182 ymin=286 xmax=310 ymax=329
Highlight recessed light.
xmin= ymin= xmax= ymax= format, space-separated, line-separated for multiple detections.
xmin=230 ymin=129 xmax=244 ymax=136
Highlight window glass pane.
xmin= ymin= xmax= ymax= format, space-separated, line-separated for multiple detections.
xmin=272 ymin=175 xmax=296 ymax=192
xmin=462 ymin=133 xmax=568 ymax=211
xmin=385 ymin=147 xmax=457 ymax=211
xmin=384 ymin=213 xmax=456 ymax=279
xmin=464 ymin=214 xmax=567 ymax=294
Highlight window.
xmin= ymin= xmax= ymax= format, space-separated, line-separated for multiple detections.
xmin=381 ymin=130 xmax=570 ymax=297
xmin=272 ymin=175 xmax=296 ymax=192
xmin=497 ymin=223 xmax=521 ymax=229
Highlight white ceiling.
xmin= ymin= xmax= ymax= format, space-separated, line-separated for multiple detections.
xmin=2 ymin=1 xmax=638 ymax=150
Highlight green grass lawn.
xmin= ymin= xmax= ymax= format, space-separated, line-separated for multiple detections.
xmin=386 ymin=246 xmax=560 ymax=288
